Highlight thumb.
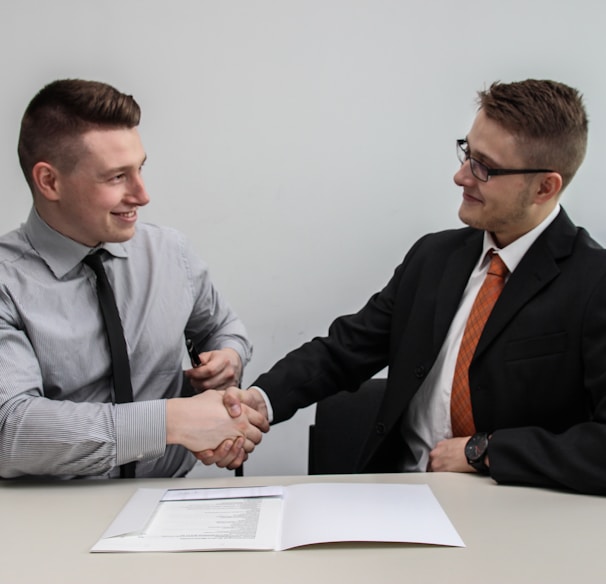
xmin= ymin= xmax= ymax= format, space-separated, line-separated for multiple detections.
xmin=223 ymin=387 xmax=242 ymax=418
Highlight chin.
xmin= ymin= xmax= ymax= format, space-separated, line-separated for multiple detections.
xmin=106 ymin=229 xmax=137 ymax=243
xmin=458 ymin=208 xmax=487 ymax=232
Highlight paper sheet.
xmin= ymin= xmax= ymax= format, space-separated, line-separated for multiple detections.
xmin=91 ymin=482 xmax=464 ymax=552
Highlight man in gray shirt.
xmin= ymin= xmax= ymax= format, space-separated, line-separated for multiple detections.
xmin=0 ymin=79 xmax=268 ymax=479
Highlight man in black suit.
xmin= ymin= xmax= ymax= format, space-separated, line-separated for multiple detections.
xmin=206 ymin=79 xmax=606 ymax=495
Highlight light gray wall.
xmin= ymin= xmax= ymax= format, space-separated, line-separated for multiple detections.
xmin=2 ymin=1 xmax=605 ymax=478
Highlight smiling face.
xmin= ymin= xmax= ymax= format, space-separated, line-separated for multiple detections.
xmin=35 ymin=127 xmax=149 ymax=247
xmin=453 ymin=110 xmax=557 ymax=248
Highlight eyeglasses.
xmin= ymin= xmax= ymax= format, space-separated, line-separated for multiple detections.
xmin=456 ymin=139 xmax=554 ymax=182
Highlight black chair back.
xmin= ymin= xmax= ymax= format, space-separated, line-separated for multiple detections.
xmin=308 ymin=378 xmax=386 ymax=474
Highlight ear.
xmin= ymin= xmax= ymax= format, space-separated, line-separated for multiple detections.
xmin=31 ymin=162 xmax=61 ymax=202
xmin=535 ymin=172 xmax=563 ymax=205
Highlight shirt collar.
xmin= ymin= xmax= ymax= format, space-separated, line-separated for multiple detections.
xmin=24 ymin=207 xmax=129 ymax=279
xmin=481 ymin=203 xmax=561 ymax=273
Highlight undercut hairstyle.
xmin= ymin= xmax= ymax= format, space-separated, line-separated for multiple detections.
xmin=17 ymin=79 xmax=141 ymax=193
xmin=477 ymin=79 xmax=588 ymax=190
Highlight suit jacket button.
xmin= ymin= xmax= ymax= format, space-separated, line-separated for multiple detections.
xmin=376 ymin=422 xmax=386 ymax=435
xmin=414 ymin=365 xmax=426 ymax=379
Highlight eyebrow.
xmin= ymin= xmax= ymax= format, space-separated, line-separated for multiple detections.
xmin=465 ymin=137 xmax=501 ymax=168
xmin=103 ymin=155 xmax=148 ymax=177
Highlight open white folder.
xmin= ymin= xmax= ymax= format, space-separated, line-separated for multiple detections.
xmin=91 ymin=482 xmax=464 ymax=552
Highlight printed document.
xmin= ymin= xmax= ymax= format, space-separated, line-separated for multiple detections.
xmin=91 ymin=482 xmax=464 ymax=552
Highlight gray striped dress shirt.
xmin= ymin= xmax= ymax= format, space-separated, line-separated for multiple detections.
xmin=0 ymin=208 xmax=251 ymax=479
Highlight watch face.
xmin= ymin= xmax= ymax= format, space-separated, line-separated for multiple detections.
xmin=466 ymin=433 xmax=489 ymax=462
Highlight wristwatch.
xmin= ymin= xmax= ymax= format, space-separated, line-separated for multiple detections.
xmin=465 ymin=432 xmax=490 ymax=473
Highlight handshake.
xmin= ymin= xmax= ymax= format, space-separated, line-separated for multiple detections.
xmin=166 ymin=386 xmax=270 ymax=471
xmin=167 ymin=346 xmax=270 ymax=470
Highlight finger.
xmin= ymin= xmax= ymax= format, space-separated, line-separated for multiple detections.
xmin=183 ymin=368 xmax=211 ymax=393
xmin=242 ymin=425 xmax=263 ymax=451
xmin=243 ymin=388 xmax=269 ymax=419
xmin=197 ymin=439 xmax=234 ymax=465
xmin=226 ymin=449 xmax=248 ymax=470
xmin=214 ymin=439 xmax=245 ymax=469
xmin=216 ymin=437 xmax=246 ymax=469
xmin=215 ymin=448 xmax=244 ymax=468
xmin=186 ymin=353 xmax=222 ymax=381
xmin=197 ymin=351 xmax=213 ymax=366
xmin=191 ymin=366 xmax=236 ymax=391
xmin=191 ymin=364 xmax=221 ymax=383
xmin=243 ymin=423 xmax=263 ymax=446
xmin=223 ymin=387 xmax=243 ymax=418
xmin=244 ymin=405 xmax=270 ymax=432
xmin=242 ymin=438 xmax=257 ymax=453
xmin=195 ymin=450 xmax=215 ymax=464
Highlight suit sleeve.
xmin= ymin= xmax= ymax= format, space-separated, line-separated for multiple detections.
xmin=252 ymin=261 xmax=409 ymax=423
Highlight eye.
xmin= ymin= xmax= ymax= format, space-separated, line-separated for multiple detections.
xmin=109 ymin=173 xmax=126 ymax=183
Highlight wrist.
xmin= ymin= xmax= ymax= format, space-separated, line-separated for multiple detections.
xmin=247 ymin=386 xmax=272 ymax=422
xmin=165 ymin=398 xmax=185 ymax=445
xmin=465 ymin=432 xmax=490 ymax=473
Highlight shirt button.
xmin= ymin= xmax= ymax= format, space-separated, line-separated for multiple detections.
xmin=376 ymin=422 xmax=386 ymax=435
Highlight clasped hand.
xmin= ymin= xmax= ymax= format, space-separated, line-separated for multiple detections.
xmin=166 ymin=387 xmax=269 ymax=469
xmin=184 ymin=347 xmax=243 ymax=391
xmin=195 ymin=387 xmax=269 ymax=470
xmin=180 ymin=348 xmax=270 ymax=468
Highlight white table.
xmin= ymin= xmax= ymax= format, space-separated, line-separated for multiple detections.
xmin=2 ymin=472 xmax=604 ymax=583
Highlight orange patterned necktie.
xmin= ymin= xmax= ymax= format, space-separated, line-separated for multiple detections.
xmin=450 ymin=251 xmax=508 ymax=437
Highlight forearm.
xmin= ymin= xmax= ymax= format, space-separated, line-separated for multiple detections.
xmin=253 ymin=276 xmax=398 ymax=422
xmin=187 ymin=251 xmax=253 ymax=369
xmin=254 ymin=333 xmax=387 ymax=423
xmin=0 ymin=397 xmax=166 ymax=478
xmin=488 ymin=425 xmax=606 ymax=495
xmin=115 ymin=400 xmax=166 ymax=466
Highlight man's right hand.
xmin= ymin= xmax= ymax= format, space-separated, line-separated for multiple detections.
xmin=196 ymin=387 xmax=270 ymax=469
xmin=166 ymin=389 xmax=268 ymax=456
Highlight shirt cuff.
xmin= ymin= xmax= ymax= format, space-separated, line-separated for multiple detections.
xmin=115 ymin=400 xmax=166 ymax=466
xmin=249 ymin=386 xmax=274 ymax=423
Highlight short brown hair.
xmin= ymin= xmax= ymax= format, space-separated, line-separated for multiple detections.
xmin=477 ymin=79 xmax=588 ymax=190
xmin=18 ymin=79 xmax=141 ymax=192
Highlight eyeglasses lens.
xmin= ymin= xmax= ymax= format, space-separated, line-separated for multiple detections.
xmin=457 ymin=141 xmax=488 ymax=182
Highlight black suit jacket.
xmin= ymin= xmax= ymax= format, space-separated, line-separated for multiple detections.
xmin=255 ymin=208 xmax=606 ymax=494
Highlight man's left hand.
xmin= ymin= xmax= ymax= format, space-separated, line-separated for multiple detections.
xmin=427 ymin=437 xmax=474 ymax=473
xmin=184 ymin=348 xmax=242 ymax=391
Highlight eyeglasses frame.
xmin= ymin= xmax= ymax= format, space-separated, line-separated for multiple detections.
xmin=456 ymin=139 xmax=555 ymax=182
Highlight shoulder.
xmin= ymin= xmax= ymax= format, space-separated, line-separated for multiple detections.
xmin=0 ymin=226 xmax=35 ymax=270
xmin=126 ymin=222 xmax=209 ymax=282
xmin=399 ymin=226 xmax=480 ymax=267
xmin=568 ymin=231 xmax=606 ymax=285
xmin=126 ymin=222 xmax=190 ymax=257
xmin=545 ymin=210 xmax=606 ymax=269
xmin=414 ymin=226 xmax=479 ymax=249
xmin=131 ymin=221 xmax=185 ymax=244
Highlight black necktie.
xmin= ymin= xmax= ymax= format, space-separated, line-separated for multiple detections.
xmin=84 ymin=251 xmax=136 ymax=478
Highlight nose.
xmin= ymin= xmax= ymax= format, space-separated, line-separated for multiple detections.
xmin=128 ymin=172 xmax=150 ymax=206
xmin=453 ymin=159 xmax=475 ymax=187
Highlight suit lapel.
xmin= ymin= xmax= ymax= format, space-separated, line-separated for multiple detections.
xmin=433 ymin=231 xmax=483 ymax=352
xmin=475 ymin=209 xmax=577 ymax=357
xmin=376 ymin=229 xmax=483 ymax=431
